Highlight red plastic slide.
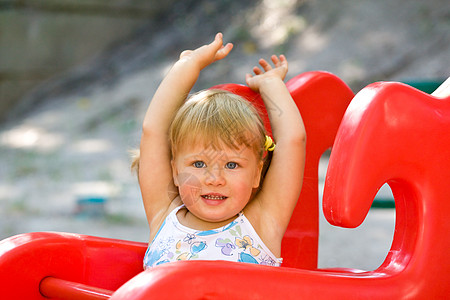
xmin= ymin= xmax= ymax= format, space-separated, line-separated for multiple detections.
xmin=2 ymin=72 xmax=448 ymax=299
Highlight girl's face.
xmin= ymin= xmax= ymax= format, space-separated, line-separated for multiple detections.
xmin=171 ymin=141 xmax=263 ymax=224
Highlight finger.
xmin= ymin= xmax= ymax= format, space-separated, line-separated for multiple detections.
xmin=213 ymin=32 xmax=223 ymax=44
xmin=208 ymin=32 xmax=224 ymax=53
xmin=271 ymin=55 xmax=280 ymax=66
xmin=259 ymin=59 xmax=272 ymax=72
xmin=215 ymin=43 xmax=233 ymax=60
xmin=253 ymin=66 xmax=263 ymax=75
xmin=245 ymin=73 xmax=252 ymax=83
xmin=179 ymin=50 xmax=193 ymax=59
xmin=279 ymin=54 xmax=288 ymax=68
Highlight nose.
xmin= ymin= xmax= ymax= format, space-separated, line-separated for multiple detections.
xmin=204 ymin=166 xmax=226 ymax=186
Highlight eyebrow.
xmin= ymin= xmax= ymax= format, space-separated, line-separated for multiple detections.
xmin=183 ymin=152 xmax=250 ymax=162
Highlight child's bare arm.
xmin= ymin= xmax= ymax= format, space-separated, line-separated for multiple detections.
xmin=246 ymin=55 xmax=306 ymax=235
xmin=139 ymin=33 xmax=233 ymax=227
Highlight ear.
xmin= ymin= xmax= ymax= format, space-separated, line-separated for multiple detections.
xmin=253 ymin=160 xmax=264 ymax=188
xmin=171 ymin=159 xmax=179 ymax=187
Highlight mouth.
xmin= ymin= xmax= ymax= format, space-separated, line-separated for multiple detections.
xmin=201 ymin=194 xmax=228 ymax=203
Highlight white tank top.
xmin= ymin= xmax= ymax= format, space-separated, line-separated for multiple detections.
xmin=144 ymin=205 xmax=282 ymax=268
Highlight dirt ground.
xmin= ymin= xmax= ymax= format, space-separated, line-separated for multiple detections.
xmin=0 ymin=0 xmax=448 ymax=270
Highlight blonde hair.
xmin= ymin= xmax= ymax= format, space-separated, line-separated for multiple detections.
xmin=131 ymin=89 xmax=268 ymax=177
xmin=170 ymin=89 xmax=266 ymax=158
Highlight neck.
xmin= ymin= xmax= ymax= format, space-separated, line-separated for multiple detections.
xmin=176 ymin=207 xmax=239 ymax=231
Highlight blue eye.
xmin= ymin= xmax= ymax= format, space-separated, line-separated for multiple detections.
xmin=226 ymin=162 xmax=238 ymax=169
xmin=193 ymin=161 xmax=206 ymax=168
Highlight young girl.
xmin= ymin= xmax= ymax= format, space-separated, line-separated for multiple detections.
xmin=134 ymin=33 xmax=306 ymax=268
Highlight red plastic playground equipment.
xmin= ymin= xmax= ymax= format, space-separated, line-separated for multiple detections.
xmin=0 ymin=72 xmax=449 ymax=299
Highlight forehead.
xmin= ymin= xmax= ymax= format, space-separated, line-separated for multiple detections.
xmin=177 ymin=140 xmax=256 ymax=161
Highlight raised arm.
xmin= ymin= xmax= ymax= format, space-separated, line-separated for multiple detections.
xmin=245 ymin=55 xmax=306 ymax=238
xmin=139 ymin=33 xmax=233 ymax=230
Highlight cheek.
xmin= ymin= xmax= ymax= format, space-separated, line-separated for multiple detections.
xmin=232 ymin=173 xmax=255 ymax=196
xmin=177 ymin=172 xmax=202 ymax=206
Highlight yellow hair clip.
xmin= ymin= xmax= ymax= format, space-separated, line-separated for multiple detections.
xmin=264 ymin=135 xmax=276 ymax=152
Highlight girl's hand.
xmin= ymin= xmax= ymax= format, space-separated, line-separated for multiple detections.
xmin=245 ymin=55 xmax=288 ymax=92
xmin=178 ymin=33 xmax=233 ymax=70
